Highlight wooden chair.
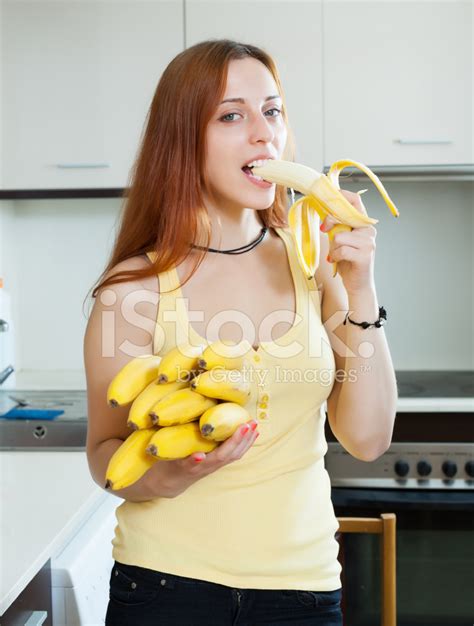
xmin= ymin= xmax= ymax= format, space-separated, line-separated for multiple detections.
xmin=335 ymin=513 xmax=397 ymax=626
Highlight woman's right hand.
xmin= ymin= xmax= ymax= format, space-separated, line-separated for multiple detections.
xmin=146 ymin=419 xmax=259 ymax=498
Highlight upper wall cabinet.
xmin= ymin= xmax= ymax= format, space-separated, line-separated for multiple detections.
xmin=185 ymin=0 xmax=325 ymax=171
xmin=2 ymin=1 xmax=183 ymax=190
xmin=323 ymin=0 xmax=473 ymax=166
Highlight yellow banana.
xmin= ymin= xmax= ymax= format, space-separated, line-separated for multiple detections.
xmin=149 ymin=387 xmax=218 ymax=426
xmin=157 ymin=343 xmax=205 ymax=384
xmin=200 ymin=402 xmax=252 ymax=441
xmin=252 ymin=158 xmax=399 ymax=280
xmin=104 ymin=428 xmax=158 ymax=491
xmin=107 ymin=354 xmax=162 ymax=408
xmin=288 ymin=195 xmax=321 ymax=281
xmin=190 ymin=369 xmax=251 ymax=405
xmin=127 ymin=379 xmax=189 ymax=430
xmin=198 ymin=339 xmax=250 ymax=371
xmin=146 ymin=421 xmax=218 ymax=460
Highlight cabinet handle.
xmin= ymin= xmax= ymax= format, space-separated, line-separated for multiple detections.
xmin=24 ymin=611 xmax=48 ymax=626
xmin=55 ymin=163 xmax=110 ymax=169
xmin=393 ymin=139 xmax=453 ymax=145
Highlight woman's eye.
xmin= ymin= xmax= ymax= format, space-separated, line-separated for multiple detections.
xmin=265 ymin=108 xmax=282 ymax=117
xmin=220 ymin=108 xmax=282 ymax=123
xmin=220 ymin=112 xmax=240 ymax=122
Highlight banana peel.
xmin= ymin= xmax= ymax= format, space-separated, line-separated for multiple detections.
xmin=252 ymin=158 xmax=400 ymax=280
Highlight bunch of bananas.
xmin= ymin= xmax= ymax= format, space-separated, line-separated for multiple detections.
xmin=104 ymin=340 xmax=253 ymax=490
xmin=251 ymin=158 xmax=400 ymax=280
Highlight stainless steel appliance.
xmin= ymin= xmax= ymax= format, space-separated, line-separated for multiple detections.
xmin=325 ymin=370 xmax=474 ymax=626
xmin=0 ymin=390 xmax=87 ymax=450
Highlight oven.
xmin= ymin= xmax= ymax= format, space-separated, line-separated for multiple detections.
xmin=325 ymin=370 xmax=474 ymax=626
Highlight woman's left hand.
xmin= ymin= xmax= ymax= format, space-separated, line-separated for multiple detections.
xmin=320 ymin=189 xmax=377 ymax=296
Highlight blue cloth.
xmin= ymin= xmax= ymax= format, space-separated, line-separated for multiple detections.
xmin=0 ymin=407 xmax=64 ymax=420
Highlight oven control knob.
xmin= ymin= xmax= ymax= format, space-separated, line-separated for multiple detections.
xmin=417 ymin=460 xmax=432 ymax=477
xmin=442 ymin=460 xmax=457 ymax=478
xmin=465 ymin=461 xmax=474 ymax=478
xmin=394 ymin=460 xmax=409 ymax=477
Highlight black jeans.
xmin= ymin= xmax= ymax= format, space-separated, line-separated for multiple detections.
xmin=105 ymin=561 xmax=343 ymax=626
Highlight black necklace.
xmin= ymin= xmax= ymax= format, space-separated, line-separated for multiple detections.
xmin=190 ymin=227 xmax=268 ymax=255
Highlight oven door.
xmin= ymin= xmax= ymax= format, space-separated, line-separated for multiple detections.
xmin=332 ymin=488 xmax=474 ymax=626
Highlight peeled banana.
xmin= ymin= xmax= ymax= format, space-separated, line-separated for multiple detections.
xmin=157 ymin=343 xmax=205 ymax=384
xmin=107 ymin=354 xmax=162 ymax=408
xmin=146 ymin=421 xmax=218 ymax=460
xmin=200 ymin=402 xmax=252 ymax=441
xmin=127 ymin=379 xmax=189 ymax=430
xmin=251 ymin=158 xmax=399 ymax=280
xmin=287 ymin=195 xmax=322 ymax=282
xmin=149 ymin=387 xmax=218 ymax=426
xmin=198 ymin=340 xmax=249 ymax=371
xmin=104 ymin=428 xmax=158 ymax=490
xmin=190 ymin=368 xmax=251 ymax=405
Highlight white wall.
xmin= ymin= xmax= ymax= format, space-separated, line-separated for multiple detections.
xmin=0 ymin=197 xmax=122 ymax=388
xmin=0 ymin=200 xmax=13 ymax=277
xmin=0 ymin=0 xmax=3 ymax=189
xmin=0 ymin=181 xmax=472 ymax=389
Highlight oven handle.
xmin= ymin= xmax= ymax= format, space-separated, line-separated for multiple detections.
xmin=331 ymin=488 xmax=474 ymax=511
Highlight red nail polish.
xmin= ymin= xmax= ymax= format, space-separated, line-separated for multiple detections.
xmin=320 ymin=224 xmax=325 ymax=231
xmin=326 ymin=254 xmax=331 ymax=262
xmin=194 ymin=455 xmax=204 ymax=462
xmin=250 ymin=422 xmax=258 ymax=431
xmin=241 ymin=424 xmax=250 ymax=436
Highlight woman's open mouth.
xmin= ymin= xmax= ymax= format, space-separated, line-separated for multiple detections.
xmin=241 ymin=164 xmax=274 ymax=189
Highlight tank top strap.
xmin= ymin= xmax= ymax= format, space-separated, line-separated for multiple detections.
xmin=145 ymin=251 xmax=182 ymax=294
xmin=145 ymin=250 xmax=190 ymax=355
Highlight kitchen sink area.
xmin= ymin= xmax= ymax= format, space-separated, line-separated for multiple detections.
xmin=0 ymin=390 xmax=87 ymax=450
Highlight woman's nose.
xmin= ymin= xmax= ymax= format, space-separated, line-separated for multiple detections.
xmin=248 ymin=113 xmax=274 ymax=143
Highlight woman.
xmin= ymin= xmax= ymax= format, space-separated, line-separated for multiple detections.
xmin=84 ymin=39 xmax=397 ymax=625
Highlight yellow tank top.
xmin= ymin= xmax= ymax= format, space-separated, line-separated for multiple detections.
xmin=111 ymin=226 xmax=342 ymax=591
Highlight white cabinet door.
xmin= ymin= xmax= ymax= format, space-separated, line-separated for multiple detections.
xmin=323 ymin=0 xmax=473 ymax=166
xmin=3 ymin=1 xmax=183 ymax=190
xmin=185 ymin=0 xmax=325 ymax=171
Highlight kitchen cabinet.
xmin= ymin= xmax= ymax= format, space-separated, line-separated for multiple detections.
xmin=0 ymin=562 xmax=51 ymax=626
xmin=185 ymin=0 xmax=325 ymax=170
xmin=0 ymin=450 xmax=105 ymax=617
xmin=2 ymin=1 xmax=471 ymax=193
xmin=51 ymin=495 xmax=118 ymax=625
xmin=2 ymin=0 xmax=183 ymax=190
xmin=322 ymin=0 xmax=473 ymax=166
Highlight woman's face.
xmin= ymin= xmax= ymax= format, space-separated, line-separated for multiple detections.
xmin=204 ymin=57 xmax=288 ymax=212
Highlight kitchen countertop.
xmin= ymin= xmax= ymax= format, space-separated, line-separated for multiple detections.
xmin=1 ymin=369 xmax=87 ymax=390
xmin=0 ymin=450 xmax=110 ymax=615
xmin=396 ymin=397 xmax=473 ymax=411
xmin=1 ymin=369 xmax=472 ymax=453
xmin=1 ymin=369 xmax=473 ymax=413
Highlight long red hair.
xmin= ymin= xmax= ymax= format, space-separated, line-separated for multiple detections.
xmin=86 ymin=39 xmax=296 ymax=309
